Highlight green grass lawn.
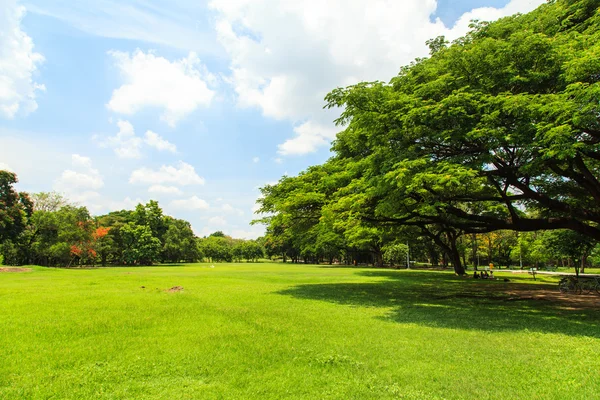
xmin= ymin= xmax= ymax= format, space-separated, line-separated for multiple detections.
xmin=1 ymin=263 xmax=598 ymax=399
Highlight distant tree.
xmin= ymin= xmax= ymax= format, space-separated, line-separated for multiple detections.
xmin=162 ymin=218 xmax=199 ymax=263
xmin=0 ymin=171 xmax=33 ymax=244
xmin=31 ymin=192 xmax=69 ymax=212
xmin=383 ymin=243 xmax=409 ymax=268
xmin=198 ymin=235 xmax=233 ymax=262
xmin=133 ymin=200 xmax=169 ymax=242
xmin=92 ymin=227 xmax=113 ymax=266
xmin=120 ymin=223 xmax=161 ymax=265
xmin=544 ymin=230 xmax=596 ymax=276
xmin=243 ymin=240 xmax=264 ymax=262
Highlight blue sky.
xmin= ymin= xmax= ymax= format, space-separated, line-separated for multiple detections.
xmin=0 ymin=0 xmax=544 ymax=238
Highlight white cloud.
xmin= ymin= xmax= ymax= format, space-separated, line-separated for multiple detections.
xmin=222 ymin=203 xmax=244 ymax=216
xmin=54 ymin=154 xmax=104 ymax=194
xmin=231 ymin=226 xmax=265 ymax=240
xmin=252 ymin=157 xmax=260 ymax=163
xmin=277 ymin=121 xmax=337 ymax=155
xmin=105 ymin=196 xmax=144 ymax=213
xmin=107 ymin=49 xmax=216 ymax=127
xmin=144 ymin=130 xmax=177 ymax=153
xmin=208 ymin=216 xmax=227 ymax=226
xmin=68 ymin=190 xmax=102 ymax=207
xmin=95 ymin=123 xmax=177 ymax=157
xmin=170 ymin=195 xmax=210 ymax=210
xmin=130 ymin=161 xmax=205 ymax=186
xmin=148 ymin=185 xmax=183 ymax=195
xmin=71 ymin=154 xmax=93 ymax=169
xmin=210 ymin=0 xmax=544 ymax=155
xmin=94 ymin=120 xmax=143 ymax=159
xmin=55 ymin=170 xmax=104 ymax=191
xmin=0 ymin=0 xmax=45 ymax=119
xmin=274 ymin=158 xmax=283 ymax=164
xmin=0 ymin=162 xmax=13 ymax=172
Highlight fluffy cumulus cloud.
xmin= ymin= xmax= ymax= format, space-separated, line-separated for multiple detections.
xmin=94 ymin=120 xmax=143 ymax=159
xmin=169 ymin=195 xmax=210 ymax=210
xmin=210 ymin=0 xmax=544 ymax=155
xmin=54 ymin=154 xmax=104 ymax=197
xmin=94 ymin=121 xmax=177 ymax=158
xmin=144 ymin=130 xmax=177 ymax=153
xmin=107 ymin=50 xmax=216 ymax=127
xmin=0 ymin=0 xmax=45 ymax=119
xmin=130 ymin=161 xmax=205 ymax=186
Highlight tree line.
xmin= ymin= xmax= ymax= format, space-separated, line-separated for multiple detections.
xmin=0 ymin=171 xmax=264 ymax=267
xmin=255 ymin=0 xmax=600 ymax=275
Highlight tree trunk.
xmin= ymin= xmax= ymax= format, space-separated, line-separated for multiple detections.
xmin=375 ymin=251 xmax=383 ymax=268
xmin=449 ymin=238 xmax=466 ymax=275
xmin=471 ymin=233 xmax=477 ymax=270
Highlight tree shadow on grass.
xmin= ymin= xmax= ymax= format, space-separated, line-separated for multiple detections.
xmin=278 ymin=271 xmax=600 ymax=338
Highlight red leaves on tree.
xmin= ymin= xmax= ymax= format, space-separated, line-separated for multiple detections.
xmin=70 ymin=245 xmax=82 ymax=256
xmin=93 ymin=226 xmax=110 ymax=239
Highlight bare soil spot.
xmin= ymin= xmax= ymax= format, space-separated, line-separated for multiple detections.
xmin=502 ymin=288 xmax=600 ymax=310
xmin=168 ymin=286 xmax=184 ymax=293
xmin=483 ymin=283 xmax=599 ymax=310
xmin=0 ymin=267 xmax=32 ymax=273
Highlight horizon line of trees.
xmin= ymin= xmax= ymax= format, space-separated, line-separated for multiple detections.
xmin=0 ymin=172 xmax=265 ymax=267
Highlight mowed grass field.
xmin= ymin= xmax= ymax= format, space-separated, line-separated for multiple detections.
xmin=1 ymin=263 xmax=599 ymax=399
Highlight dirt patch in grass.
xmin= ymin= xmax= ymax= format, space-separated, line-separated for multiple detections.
xmin=433 ymin=282 xmax=599 ymax=309
xmin=168 ymin=286 xmax=184 ymax=293
xmin=480 ymin=283 xmax=600 ymax=310
xmin=502 ymin=287 xmax=599 ymax=310
xmin=0 ymin=267 xmax=32 ymax=273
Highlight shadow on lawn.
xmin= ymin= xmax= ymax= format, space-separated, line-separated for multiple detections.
xmin=278 ymin=271 xmax=600 ymax=338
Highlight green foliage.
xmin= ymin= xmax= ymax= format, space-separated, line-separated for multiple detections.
xmin=0 ymin=174 xmax=264 ymax=267
xmin=256 ymin=0 xmax=600 ymax=273
xmin=0 ymin=170 xmax=32 ymax=244
xmin=383 ymin=243 xmax=409 ymax=267
xmin=162 ymin=218 xmax=199 ymax=263
xmin=120 ymin=223 xmax=161 ymax=265
xmin=31 ymin=192 xmax=68 ymax=212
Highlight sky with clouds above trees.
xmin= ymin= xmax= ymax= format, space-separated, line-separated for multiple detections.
xmin=0 ymin=0 xmax=544 ymax=238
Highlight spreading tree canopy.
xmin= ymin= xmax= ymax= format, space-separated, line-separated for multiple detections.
xmin=258 ymin=0 xmax=600 ymax=274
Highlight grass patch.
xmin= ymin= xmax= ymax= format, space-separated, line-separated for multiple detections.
xmin=1 ymin=263 xmax=598 ymax=399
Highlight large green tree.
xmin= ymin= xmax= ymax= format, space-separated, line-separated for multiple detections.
xmin=257 ymin=0 xmax=600 ymax=274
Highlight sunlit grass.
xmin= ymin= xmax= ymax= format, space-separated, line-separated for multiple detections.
xmin=0 ymin=263 xmax=598 ymax=399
